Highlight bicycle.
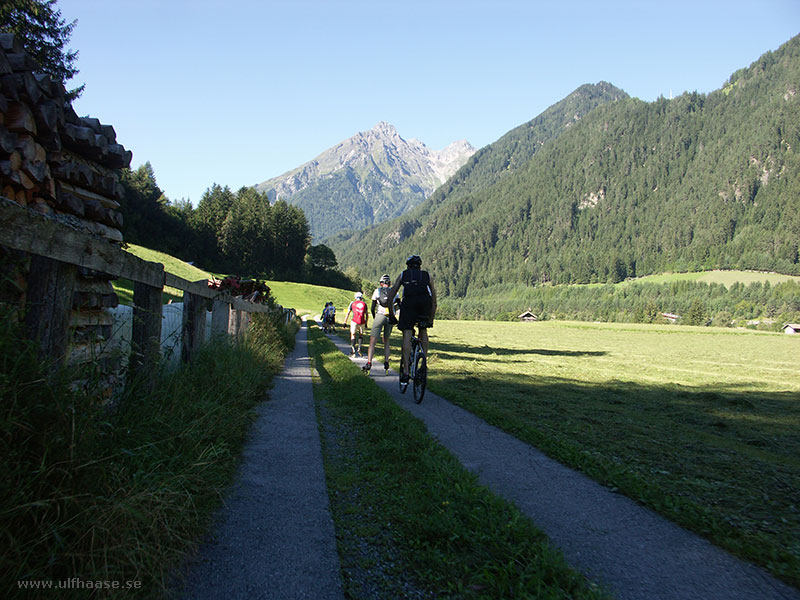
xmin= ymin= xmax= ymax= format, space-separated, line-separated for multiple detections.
xmin=399 ymin=325 xmax=427 ymax=403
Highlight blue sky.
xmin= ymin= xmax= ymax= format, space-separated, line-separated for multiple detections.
xmin=60 ymin=0 xmax=799 ymax=206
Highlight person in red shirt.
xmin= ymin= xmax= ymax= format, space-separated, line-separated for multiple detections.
xmin=344 ymin=291 xmax=369 ymax=357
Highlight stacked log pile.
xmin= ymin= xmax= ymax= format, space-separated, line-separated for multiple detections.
xmin=0 ymin=33 xmax=133 ymax=395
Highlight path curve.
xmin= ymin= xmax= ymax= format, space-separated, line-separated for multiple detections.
xmin=321 ymin=323 xmax=800 ymax=600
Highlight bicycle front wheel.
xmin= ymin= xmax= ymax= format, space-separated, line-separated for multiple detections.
xmin=412 ymin=348 xmax=427 ymax=404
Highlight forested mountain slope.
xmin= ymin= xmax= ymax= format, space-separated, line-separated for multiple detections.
xmin=331 ymin=36 xmax=800 ymax=299
xmin=328 ymin=81 xmax=627 ymax=270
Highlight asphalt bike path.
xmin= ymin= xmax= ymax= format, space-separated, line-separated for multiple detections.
xmin=321 ymin=322 xmax=799 ymax=600
xmin=177 ymin=318 xmax=343 ymax=600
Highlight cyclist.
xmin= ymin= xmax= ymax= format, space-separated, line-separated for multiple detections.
xmin=363 ymin=274 xmax=400 ymax=374
xmin=387 ymin=255 xmax=437 ymax=388
xmin=344 ymin=292 xmax=368 ymax=357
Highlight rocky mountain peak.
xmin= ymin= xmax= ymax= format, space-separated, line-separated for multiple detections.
xmin=371 ymin=121 xmax=398 ymax=137
xmin=254 ymin=123 xmax=476 ymax=240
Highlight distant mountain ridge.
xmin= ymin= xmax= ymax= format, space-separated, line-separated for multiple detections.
xmin=329 ymin=81 xmax=629 ymax=279
xmin=254 ymin=122 xmax=475 ymax=241
xmin=330 ymin=35 xmax=800 ymax=297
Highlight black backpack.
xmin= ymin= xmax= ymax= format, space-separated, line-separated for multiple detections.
xmin=378 ymin=287 xmax=391 ymax=307
xmin=402 ymin=268 xmax=430 ymax=298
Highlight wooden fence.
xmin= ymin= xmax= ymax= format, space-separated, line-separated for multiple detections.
xmin=0 ymin=197 xmax=295 ymax=381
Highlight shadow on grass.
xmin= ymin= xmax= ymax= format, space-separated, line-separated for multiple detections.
xmin=433 ymin=369 xmax=799 ymax=444
xmin=430 ymin=339 xmax=607 ymax=358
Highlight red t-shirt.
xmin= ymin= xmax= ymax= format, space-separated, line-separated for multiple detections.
xmin=350 ymin=300 xmax=367 ymax=324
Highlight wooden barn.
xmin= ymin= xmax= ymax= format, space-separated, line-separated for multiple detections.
xmin=518 ymin=310 xmax=537 ymax=322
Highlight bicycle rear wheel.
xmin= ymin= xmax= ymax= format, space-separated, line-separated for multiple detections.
xmin=412 ymin=347 xmax=427 ymax=403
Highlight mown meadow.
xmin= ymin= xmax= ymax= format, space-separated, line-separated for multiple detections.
xmin=412 ymin=320 xmax=799 ymax=586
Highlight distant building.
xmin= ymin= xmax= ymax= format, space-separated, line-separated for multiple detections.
xmin=782 ymin=323 xmax=800 ymax=335
xmin=518 ymin=310 xmax=537 ymax=322
xmin=661 ymin=312 xmax=680 ymax=323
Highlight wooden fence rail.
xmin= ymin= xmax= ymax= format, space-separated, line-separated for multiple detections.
xmin=0 ymin=198 xmax=295 ymax=379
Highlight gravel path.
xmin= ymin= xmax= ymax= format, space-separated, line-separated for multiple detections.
xmin=321 ymin=325 xmax=800 ymax=600
xmin=176 ymin=320 xmax=343 ymax=600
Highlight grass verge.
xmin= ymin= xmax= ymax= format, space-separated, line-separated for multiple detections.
xmin=425 ymin=320 xmax=800 ymax=589
xmin=1 ymin=309 xmax=298 ymax=599
xmin=307 ymin=323 xmax=609 ymax=599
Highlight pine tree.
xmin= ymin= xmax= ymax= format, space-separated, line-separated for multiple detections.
xmin=0 ymin=0 xmax=83 ymax=98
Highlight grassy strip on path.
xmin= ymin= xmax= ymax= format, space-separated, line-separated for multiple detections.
xmin=307 ymin=324 xmax=609 ymax=600
xmin=423 ymin=320 xmax=800 ymax=589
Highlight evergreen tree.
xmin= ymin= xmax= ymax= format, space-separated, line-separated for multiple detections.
xmin=118 ymin=163 xmax=195 ymax=260
xmin=191 ymin=184 xmax=235 ymax=269
xmin=0 ymin=0 xmax=83 ymax=98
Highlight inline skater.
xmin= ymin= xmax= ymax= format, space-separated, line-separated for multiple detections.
xmin=362 ymin=274 xmax=400 ymax=374
xmin=344 ymin=292 xmax=368 ymax=357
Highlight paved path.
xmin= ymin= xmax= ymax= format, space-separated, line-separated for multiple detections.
xmin=322 ymin=324 xmax=800 ymax=600
xmin=177 ymin=319 xmax=343 ymax=600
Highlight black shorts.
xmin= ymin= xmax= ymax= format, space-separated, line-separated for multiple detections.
xmin=398 ymin=296 xmax=433 ymax=331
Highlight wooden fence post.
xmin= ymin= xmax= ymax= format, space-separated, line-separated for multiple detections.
xmin=130 ymin=281 xmax=163 ymax=382
xmin=240 ymin=311 xmax=250 ymax=337
xmin=181 ymin=291 xmax=206 ymax=362
xmin=211 ymin=299 xmax=229 ymax=339
xmin=228 ymin=308 xmax=241 ymax=341
xmin=23 ymin=254 xmax=77 ymax=365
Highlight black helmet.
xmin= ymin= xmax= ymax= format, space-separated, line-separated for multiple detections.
xmin=380 ymin=274 xmax=391 ymax=285
xmin=406 ymin=254 xmax=421 ymax=268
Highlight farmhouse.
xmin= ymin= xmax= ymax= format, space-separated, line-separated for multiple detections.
xmin=518 ymin=310 xmax=537 ymax=322
xmin=782 ymin=323 xmax=800 ymax=335
xmin=661 ymin=312 xmax=680 ymax=323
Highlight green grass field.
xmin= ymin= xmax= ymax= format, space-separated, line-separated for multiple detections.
xmin=265 ymin=280 xmax=356 ymax=316
xmin=113 ymin=244 xmax=353 ymax=313
xmin=419 ymin=320 xmax=800 ymax=586
xmin=627 ymin=269 xmax=800 ymax=287
xmin=114 ymin=244 xmax=214 ymax=305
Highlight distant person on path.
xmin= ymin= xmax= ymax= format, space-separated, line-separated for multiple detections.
xmin=322 ymin=301 xmax=336 ymax=333
xmin=388 ymin=254 xmax=437 ymax=387
xmin=344 ymin=292 xmax=368 ymax=357
xmin=362 ymin=274 xmax=400 ymax=374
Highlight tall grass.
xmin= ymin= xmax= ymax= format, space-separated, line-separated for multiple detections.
xmin=1 ymin=309 xmax=297 ymax=598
